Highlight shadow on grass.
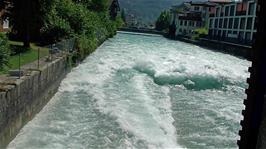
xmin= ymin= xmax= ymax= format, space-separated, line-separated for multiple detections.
xmin=10 ymin=45 xmax=31 ymax=56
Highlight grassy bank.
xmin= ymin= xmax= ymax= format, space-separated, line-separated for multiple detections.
xmin=0 ymin=41 xmax=49 ymax=74
xmin=0 ymin=0 xmax=123 ymax=75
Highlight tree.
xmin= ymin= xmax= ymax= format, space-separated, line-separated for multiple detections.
xmin=155 ymin=10 xmax=171 ymax=32
xmin=90 ymin=0 xmax=109 ymax=12
xmin=0 ymin=33 xmax=10 ymax=71
xmin=0 ymin=0 xmax=53 ymax=47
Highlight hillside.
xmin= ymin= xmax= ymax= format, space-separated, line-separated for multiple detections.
xmin=120 ymin=0 xmax=181 ymax=24
xmin=119 ymin=0 xmax=183 ymax=24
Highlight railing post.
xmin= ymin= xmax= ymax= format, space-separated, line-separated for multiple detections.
xmin=19 ymin=52 xmax=21 ymax=79
xmin=38 ymin=48 xmax=40 ymax=69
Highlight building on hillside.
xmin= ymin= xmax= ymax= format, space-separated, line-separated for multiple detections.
xmin=109 ymin=0 xmax=120 ymax=20
xmin=208 ymin=0 xmax=257 ymax=45
xmin=0 ymin=10 xmax=9 ymax=32
xmin=125 ymin=14 xmax=138 ymax=27
xmin=170 ymin=1 xmax=216 ymax=38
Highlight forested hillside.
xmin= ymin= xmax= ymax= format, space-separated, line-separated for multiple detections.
xmin=119 ymin=0 xmax=205 ymax=24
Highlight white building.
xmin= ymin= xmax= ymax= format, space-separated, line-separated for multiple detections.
xmin=170 ymin=2 xmax=215 ymax=37
xmin=208 ymin=0 xmax=257 ymax=45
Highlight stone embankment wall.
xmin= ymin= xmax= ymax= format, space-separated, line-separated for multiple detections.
xmin=118 ymin=28 xmax=165 ymax=36
xmin=0 ymin=56 xmax=68 ymax=148
xmin=175 ymin=37 xmax=252 ymax=60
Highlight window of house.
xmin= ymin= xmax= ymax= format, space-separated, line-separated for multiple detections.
xmin=209 ymin=29 xmax=213 ymax=36
xmin=216 ymin=7 xmax=220 ymax=17
xmin=245 ymin=32 xmax=251 ymax=41
xmin=225 ymin=6 xmax=229 ymax=16
xmin=234 ymin=18 xmax=239 ymax=29
xmin=228 ymin=18 xmax=233 ymax=29
xmin=219 ymin=19 xmax=223 ymax=28
xmin=224 ymin=18 xmax=228 ymax=28
xmin=248 ymin=3 xmax=255 ymax=15
xmin=214 ymin=30 xmax=218 ymax=36
xmin=194 ymin=6 xmax=200 ymax=11
xmin=209 ymin=19 xmax=213 ymax=28
xmin=221 ymin=7 xmax=224 ymax=17
xmin=222 ymin=30 xmax=226 ymax=38
xmin=230 ymin=5 xmax=235 ymax=16
xmin=180 ymin=20 xmax=183 ymax=26
xmin=240 ymin=18 xmax=246 ymax=29
xmin=239 ymin=31 xmax=244 ymax=40
xmin=246 ymin=17 xmax=253 ymax=30
xmin=218 ymin=30 xmax=222 ymax=37
xmin=215 ymin=19 xmax=218 ymax=28
xmin=184 ymin=20 xmax=187 ymax=26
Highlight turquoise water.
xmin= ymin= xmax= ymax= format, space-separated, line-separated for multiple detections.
xmin=8 ymin=33 xmax=251 ymax=149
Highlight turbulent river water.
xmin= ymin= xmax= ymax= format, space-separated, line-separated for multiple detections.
xmin=8 ymin=32 xmax=251 ymax=149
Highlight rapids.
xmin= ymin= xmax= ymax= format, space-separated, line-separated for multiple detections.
xmin=8 ymin=32 xmax=251 ymax=149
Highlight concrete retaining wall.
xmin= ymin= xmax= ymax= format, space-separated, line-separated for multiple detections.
xmin=175 ymin=37 xmax=252 ymax=60
xmin=118 ymin=28 xmax=165 ymax=36
xmin=0 ymin=56 xmax=68 ymax=148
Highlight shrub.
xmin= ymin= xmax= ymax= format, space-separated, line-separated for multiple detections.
xmin=76 ymin=34 xmax=98 ymax=60
xmin=195 ymin=28 xmax=208 ymax=36
xmin=41 ymin=0 xmax=120 ymax=58
xmin=41 ymin=16 xmax=73 ymax=45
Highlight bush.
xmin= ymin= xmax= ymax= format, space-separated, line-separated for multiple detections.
xmin=0 ymin=33 xmax=10 ymax=70
xmin=41 ymin=0 xmax=120 ymax=58
xmin=76 ymin=34 xmax=98 ymax=60
xmin=195 ymin=28 xmax=208 ymax=36
xmin=41 ymin=16 xmax=73 ymax=45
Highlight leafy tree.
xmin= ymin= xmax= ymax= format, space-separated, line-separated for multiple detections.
xmin=90 ymin=0 xmax=109 ymax=12
xmin=0 ymin=0 xmax=54 ymax=47
xmin=155 ymin=10 xmax=171 ymax=32
xmin=0 ymin=33 xmax=10 ymax=71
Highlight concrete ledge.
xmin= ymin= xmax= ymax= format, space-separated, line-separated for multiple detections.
xmin=8 ymin=70 xmax=24 ymax=77
xmin=174 ymin=36 xmax=252 ymax=60
xmin=118 ymin=28 xmax=165 ymax=36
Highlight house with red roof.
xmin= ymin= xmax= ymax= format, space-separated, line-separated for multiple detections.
xmin=0 ymin=10 xmax=9 ymax=32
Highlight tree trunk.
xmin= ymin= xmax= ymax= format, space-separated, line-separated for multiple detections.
xmin=23 ymin=23 xmax=30 ymax=48
xmin=23 ymin=40 xmax=30 ymax=48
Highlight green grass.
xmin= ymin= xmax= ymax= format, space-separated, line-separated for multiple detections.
xmin=0 ymin=41 xmax=49 ymax=74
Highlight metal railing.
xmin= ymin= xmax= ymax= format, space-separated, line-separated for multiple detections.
xmin=10 ymin=38 xmax=76 ymax=79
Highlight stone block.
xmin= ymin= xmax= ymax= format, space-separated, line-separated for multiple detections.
xmin=8 ymin=70 xmax=24 ymax=77
xmin=0 ymin=92 xmax=7 ymax=112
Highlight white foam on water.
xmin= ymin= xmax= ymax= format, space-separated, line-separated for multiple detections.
xmin=107 ymin=75 xmax=179 ymax=148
